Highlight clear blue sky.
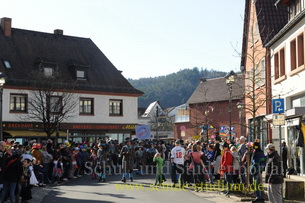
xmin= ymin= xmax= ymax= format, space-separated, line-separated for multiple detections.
xmin=0 ymin=0 xmax=245 ymax=79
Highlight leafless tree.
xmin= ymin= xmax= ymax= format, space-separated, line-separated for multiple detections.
xmin=23 ymin=69 xmax=78 ymax=139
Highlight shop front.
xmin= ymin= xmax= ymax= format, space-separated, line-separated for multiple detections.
xmin=3 ymin=122 xmax=137 ymax=144
xmin=248 ymin=116 xmax=268 ymax=149
xmin=285 ymin=107 xmax=305 ymax=176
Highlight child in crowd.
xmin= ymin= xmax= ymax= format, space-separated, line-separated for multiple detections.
xmin=52 ymin=157 xmax=64 ymax=184
xmin=153 ymin=153 xmax=164 ymax=186
xmin=19 ymin=158 xmax=32 ymax=202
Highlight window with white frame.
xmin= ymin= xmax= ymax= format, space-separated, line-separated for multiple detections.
xmin=10 ymin=94 xmax=27 ymax=112
xmin=79 ymin=98 xmax=93 ymax=114
xmin=274 ymin=48 xmax=285 ymax=80
xmin=109 ymin=100 xmax=123 ymax=116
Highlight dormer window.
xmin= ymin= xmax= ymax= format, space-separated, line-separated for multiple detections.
xmin=2 ymin=60 xmax=11 ymax=69
xmin=76 ymin=70 xmax=85 ymax=79
xmin=44 ymin=67 xmax=53 ymax=77
xmin=67 ymin=60 xmax=90 ymax=80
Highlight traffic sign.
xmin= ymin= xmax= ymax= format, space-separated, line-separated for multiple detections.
xmin=180 ymin=126 xmax=186 ymax=131
xmin=273 ymin=114 xmax=285 ymax=126
xmin=272 ymin=99 xmax=285 ymax=114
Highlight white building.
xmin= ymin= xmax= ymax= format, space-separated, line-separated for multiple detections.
xmin=268 ymin=1 xmax=305 ymax=175
xmin=0 ymin=17 xmax=143 ymax=144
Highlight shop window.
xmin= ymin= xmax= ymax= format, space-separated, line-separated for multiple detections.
xmin=10 ymin=94 xmax=27 ymax=112
xmin=109 ymin=100 xmax=123 ymax=116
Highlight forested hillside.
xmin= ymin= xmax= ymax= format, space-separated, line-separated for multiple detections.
xmin=128 ymin=68 xmax=227 ymax=108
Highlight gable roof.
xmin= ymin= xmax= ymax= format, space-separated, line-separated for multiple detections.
xmin=187 ymin=76 xmax=244 ymax=104
xmin=0 ymin=27 xmax=143 ymax=95
xmin=255 ymin=0 xmax=288 ymax=46
xmin=240 ymin=0 xmax=287 ymax=69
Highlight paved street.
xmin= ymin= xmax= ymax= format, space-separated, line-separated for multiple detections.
xmin=41 ymin=175 xmax=241 ymax=203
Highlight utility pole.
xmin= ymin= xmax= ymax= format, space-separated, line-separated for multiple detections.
xmin=156 ymin=106 xmax=159 ymax=140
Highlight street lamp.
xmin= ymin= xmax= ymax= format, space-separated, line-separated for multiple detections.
xmin=225 ymin=70 xmax=236 ymax=142
xmin=237 ymin=102 xmax=245 ymax=137
xmin=156 ymin=106 xmax=159 ymax=140
xmin=0 ymin=72 xmax=6 ymax=141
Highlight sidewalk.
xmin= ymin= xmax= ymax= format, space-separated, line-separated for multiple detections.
xmin=30 ymin=185 xmax=53 ymax=203
xmin=30 ymin=179 xmax=74 ymax=203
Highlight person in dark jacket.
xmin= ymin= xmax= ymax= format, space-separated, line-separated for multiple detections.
xmin=0 ymin=150 xmax=23 ymax=203
xmin=265 ymin=143 xmax=283 ymax=203
xmin=282 ymin=141 xmax=288 ymax=178
xmin=251 ymin=142 xmax=266 ymax=203
xmin=0 ymin=141 xmax=6 ymax=188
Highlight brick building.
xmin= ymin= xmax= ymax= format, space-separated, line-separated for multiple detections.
xmin=174 ymin=76 xmax=244 ymax=141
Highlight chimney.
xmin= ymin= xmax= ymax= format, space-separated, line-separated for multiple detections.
xmin=54 ymin=29 xmax=63 ymax=35
xmin=1 ymin=17 xmax=12 ymax=37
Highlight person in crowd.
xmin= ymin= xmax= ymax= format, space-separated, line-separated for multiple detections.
xmin=97 ymin=143 xmax=108 ymax=182
xmin=32 ymin=157 xmax=46 ymax=187
xmin=183 ymin=143 xmax=193 ymax=186
xmin=153 ymin=153 xmax=164 ymax=186
xmin=219 ymin=142 xmax=233 ymax=196
xmin=31 ymin=143 xmax=43 ymax=164
xmin=170 ymin=140 xmax=185 ymax=188
xmin=213 ymin=143 xmax=222 ymax=180
xmin=242 ymin=142 xmax=254 ymax=186
xmin=238 ymin=136 xmax=247 ymax=184
xmin=230 ymin=146 xmax=240 ymax=184
xmin=60 ymin=144 xmax=72 ymax=181
xmin=19 ymin=158 xmax=32 ymax=203
xmin=90 ymin=148 xmax=98 ymax=179
xmin=120 ymin=139 xmax=135 ymax=182
xmin=206 ymin=144 xmax=215 ymax=184
xmin=0 ymin=150 xmax=23 ymax=203
xmin=135 ymin=145 xmax=146 ymax=175
xmin=265 ymin=143 xmax=283 ymax=203
xmin=0 ymin=141 xmax=6 ymax=190
xmin=251 ymin=142 xmax=266 ymax=203
xmin=147 ymin=144 xmax=158 ymax=172
xmin=52 ymin=156 xmax=64 ymax=184
xmin=189 ymin=144 xmax=205 ymax=192
xmin=71 ymin=147 xmax=79 ymax=179
xmin=41 ymin=146 xmax=53 ymax=184
xmin=282 ymin=141 xmax=288 ymax=178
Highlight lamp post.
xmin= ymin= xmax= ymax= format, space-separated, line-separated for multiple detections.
xmin=0 ymin=72 xmax=6 ymax=141
xmin=156 ymin=106 xmax=159 ymax=140
xmin=237 ymin=102 xmax=245 ymax=137
xmin=225 ymin=70 xmax=236 ymax=142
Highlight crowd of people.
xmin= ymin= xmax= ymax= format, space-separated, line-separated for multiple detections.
xmin=0 ymin=135 xmax=284 ymax=203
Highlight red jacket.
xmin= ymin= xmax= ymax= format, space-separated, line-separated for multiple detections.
xmin=220 ymin=149 xmax=233 ymax=173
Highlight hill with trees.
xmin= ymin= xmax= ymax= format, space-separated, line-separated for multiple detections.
xmin=128 ymin=68 xmax=227 ymax=108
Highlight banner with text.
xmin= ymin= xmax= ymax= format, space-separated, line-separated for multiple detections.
xmin=136 ymin=125 xmax=151 ymax=140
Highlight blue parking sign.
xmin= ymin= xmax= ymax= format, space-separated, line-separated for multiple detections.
xmin=272 ymin=99 xmax=284 ymax=114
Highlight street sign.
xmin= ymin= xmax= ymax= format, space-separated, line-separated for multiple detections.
xmin=180 ymin=126 xmax=186 ymax=131
xmin=273 ymin=114 xmax=285 ymax=126
xmin=181 ymin=131 xmax=185 ymax=137
xmin=158 ymin=117 xmax=166 ymax=123
xmin=272 ymin=98 xmax=285 ymax=114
